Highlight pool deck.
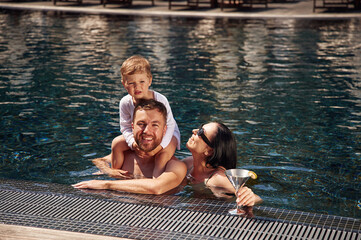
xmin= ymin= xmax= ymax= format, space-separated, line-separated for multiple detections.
xmin=0 ymin=179 xmax=360 ymax=239
xmin=0 ymin=0 xmax=361 ymax=19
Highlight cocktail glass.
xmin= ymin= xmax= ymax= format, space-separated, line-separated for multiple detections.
xmin=225 ymin=169 xmax=255 ymax=215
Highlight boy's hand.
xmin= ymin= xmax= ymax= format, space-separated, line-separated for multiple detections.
xmin=93 ymin=169 xmax=133 ymax=179
xmin=132 ymin=142 xmax=138 ymax=150
xmin=132 ymin=142 xmax=149 ymax=158
xmin=108 ymin=169 xmax=133 ymax=179
xmin=134 ymin=145 xmax=163 ymax=158
xmin=134 ymin=146 xmax=148 ymax=158
xmin=147 ymin=145 xmax=163 ymax=157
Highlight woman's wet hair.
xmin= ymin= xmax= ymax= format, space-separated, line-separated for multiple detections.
xmin=206 ymin=122 xmax=237 ymax=170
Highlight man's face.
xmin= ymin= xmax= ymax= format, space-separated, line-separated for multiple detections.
xmin=133 ymin=109 xmax=166 ymax=152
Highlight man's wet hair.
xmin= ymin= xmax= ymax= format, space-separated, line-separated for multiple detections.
xmin=133 ymin=99 xmax=167 ymax=123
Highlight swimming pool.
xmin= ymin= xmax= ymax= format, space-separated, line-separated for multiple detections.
xmin=0 ymin=9 xmax=360 ymax=219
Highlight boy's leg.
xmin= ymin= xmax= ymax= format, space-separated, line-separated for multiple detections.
xmin=153 ymin=136 xmax=178 ymax=178
xmin=111 ymin=135 xmax=130 ymax=169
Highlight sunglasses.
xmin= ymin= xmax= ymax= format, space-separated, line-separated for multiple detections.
xmin=197 ymin=125 xmax=214 ymax=148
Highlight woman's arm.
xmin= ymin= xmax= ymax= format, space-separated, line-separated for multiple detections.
xmin=206 ymin=170 xmax=262 ymax=206
xmin=206 ymin=170 xmax=235 ymax=193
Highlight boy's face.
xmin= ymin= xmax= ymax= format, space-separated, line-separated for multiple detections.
xmin=122 ymin=73 xmax=152 ymax=100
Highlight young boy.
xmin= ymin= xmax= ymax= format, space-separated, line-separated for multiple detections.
xmin=110 ymin=55 xmax=180 ymax=178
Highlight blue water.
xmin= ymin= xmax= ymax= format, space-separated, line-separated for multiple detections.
xmin=0 ymin=10 xmax=360 ymax=219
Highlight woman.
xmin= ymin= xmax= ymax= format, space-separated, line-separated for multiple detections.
xmin=183 ymin=122 xmax=261 ymax=207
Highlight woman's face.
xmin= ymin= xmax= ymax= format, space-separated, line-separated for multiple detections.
xmin=186 ymin=122 xmax=218 ymax=154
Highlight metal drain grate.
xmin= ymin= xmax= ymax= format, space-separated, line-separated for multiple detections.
xmin=0 ymin=189 xmax=360 ymax=240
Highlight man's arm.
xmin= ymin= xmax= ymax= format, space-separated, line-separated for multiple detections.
xmin=74 ymin=158 xmax=187 ymax=195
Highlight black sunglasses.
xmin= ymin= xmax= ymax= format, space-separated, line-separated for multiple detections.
xmin=197 ymin=125 xmax=214 ymax=148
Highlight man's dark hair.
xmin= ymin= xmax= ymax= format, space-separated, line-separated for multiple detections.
xmin=133 ymin=99 xmax=167 ymax=123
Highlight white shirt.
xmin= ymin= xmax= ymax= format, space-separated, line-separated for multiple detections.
xmin=119 ymin=90 xmax=181 ymax=150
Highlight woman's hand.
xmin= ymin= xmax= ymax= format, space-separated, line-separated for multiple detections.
xmin=236 ymin=186 xmax=257 ymax=207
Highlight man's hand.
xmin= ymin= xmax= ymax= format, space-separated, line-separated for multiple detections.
xmin=72 ymin=180 xmax=108 ymax=190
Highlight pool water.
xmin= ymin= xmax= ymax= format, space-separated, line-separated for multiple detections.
xmin=0 ymin=10 xmax=360 ymax=219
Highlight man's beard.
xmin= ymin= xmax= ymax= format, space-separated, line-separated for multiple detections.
xmin=136 ymin=134 xmax=161 ymax=152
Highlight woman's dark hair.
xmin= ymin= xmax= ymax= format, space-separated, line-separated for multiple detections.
xmin=205 ymin=122 xmax=237 ymax=170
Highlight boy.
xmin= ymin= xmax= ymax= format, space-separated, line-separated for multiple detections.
xmin=108 ymin=55 xmax=180 ymax=178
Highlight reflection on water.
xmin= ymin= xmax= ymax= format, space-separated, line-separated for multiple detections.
xmin=0 ymin=10 xmax=360 ymax=219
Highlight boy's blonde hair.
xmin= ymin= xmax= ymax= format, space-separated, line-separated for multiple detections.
xmin=120 ymin=55 xmax=152 ymax=82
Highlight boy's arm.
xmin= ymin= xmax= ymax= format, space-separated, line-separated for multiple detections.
xmin=119 ymin=96 xmax=135 ymax=149
xmin=155 ymin=93 xmax=178 ymax=149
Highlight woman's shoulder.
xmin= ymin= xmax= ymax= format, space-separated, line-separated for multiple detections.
xmin=206 ymin=167 xmax=234 ymax=192
xmin=208 ymin=167 xmax=227 ymax=181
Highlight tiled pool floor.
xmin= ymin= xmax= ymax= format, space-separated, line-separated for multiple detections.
xmin=0 ymin=179 xmax=360 ymax=239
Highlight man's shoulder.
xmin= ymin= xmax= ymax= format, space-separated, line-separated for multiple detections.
xmin=166 ymin=157 xmax=187 ymax=171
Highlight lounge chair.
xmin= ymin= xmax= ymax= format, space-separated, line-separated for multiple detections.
xmin=103 ymin=0 xmax=154 ymax=7
xmin=220 ymin=0 xmax=267 ymax=11
xmin=53 ymin=0 xmax=82 ymax=5
xmin=313 ymin=0 xmax=353 ymax=11
xmin=169 ymin=0 xmax=217 ymax=9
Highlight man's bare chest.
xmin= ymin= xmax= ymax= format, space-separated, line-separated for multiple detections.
xmin=122 ymin=156 xmax=155 ymax=178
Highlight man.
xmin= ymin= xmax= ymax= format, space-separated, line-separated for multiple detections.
xmin=73 ymin=99 xmax=187 ymax=195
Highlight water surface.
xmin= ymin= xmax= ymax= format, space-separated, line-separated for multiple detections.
xmin=0 ymin=10 xmax=360 ymax=218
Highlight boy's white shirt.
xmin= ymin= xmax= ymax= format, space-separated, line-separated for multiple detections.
xmin=119 ymin=90 xmax=181 ymax=150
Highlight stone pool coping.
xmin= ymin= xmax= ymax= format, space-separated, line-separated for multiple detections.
xmin=0 ymin=224 xmax=130 ymax=240
xmin=0 ymin=0 xmax=361 ymax=19
xmin=0 ymin=178 xmax=360 ymax=239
